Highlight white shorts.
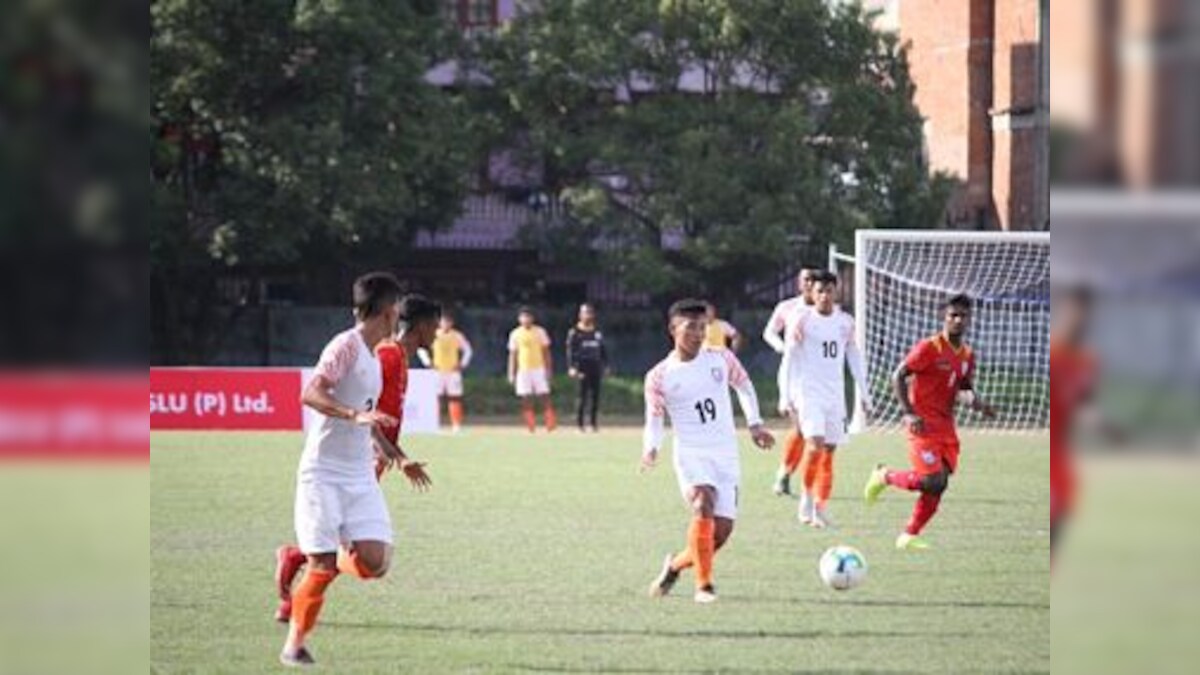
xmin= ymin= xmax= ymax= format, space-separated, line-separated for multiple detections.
xmin=775 ymin=364 xmax=789 ymax=415
xmin=798 ymin=396 xmax=847 ymax=446
xmin=673 ymin=449 xmax=740 ymax=520
xmin=294 ymin=479 xmax=393 ymax=554
xmin=437 ymin=371 xmax=464 ymax=397
xmin=514 ymin=368 xmax=550 ymax=397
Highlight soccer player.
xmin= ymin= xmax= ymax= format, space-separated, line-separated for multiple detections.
xmin=417 ymin=313 xmax=473 ymax=433
xmin=508 ymin=306 xmax=557 ymax=432
xmin=275 ymin=276 xmax=435 ymax=667
xmin=703 ymin=302 xmax=743 ymax=352
xmin=763 ymin=266 xmax=820 ymax=496
xmin=1049 ymin=285 xmax=1098 ymax=553
xmin=785 ymin=272 xmax=871 ymax=528
xmin=642 ymin=299 xmax=775 ymax=603
xmin=863 ymin=294 xmax=997 ymax=550
xmin=566 ymin=303 xmax=608 ymax=433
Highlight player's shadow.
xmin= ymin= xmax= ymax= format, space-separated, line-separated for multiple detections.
xmin=323 ymin=621 xmax=973 ymax=641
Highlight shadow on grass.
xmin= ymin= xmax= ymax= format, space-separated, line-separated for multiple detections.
xmin=321 ymin=621 xmax=974 ymax=641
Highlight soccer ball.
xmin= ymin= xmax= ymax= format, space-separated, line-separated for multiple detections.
xmin=818 ymin=545 xmax=868 ymax=591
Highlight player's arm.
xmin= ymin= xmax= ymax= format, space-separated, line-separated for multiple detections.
xmin=304 ymin=339 xmax=397 ymax=427
xmin=958 ymin=375 xmax=997 ymax=419
xmin=892 ymin=363 xmax=922 ymax=433
xmin=762 ymin=308 xmax=787 ymax=354
xmin=370 ymin=425 xmax=432 ymax=491
xmin=723 ymin=352 xmax=774 ymax=450
xmin=458 ymin=334 xmax=473 ymax=370
xmin=506 ymin=332 xmax=518 ymax=383
xmin=845 ymin=328 xmax=873 ymax=416
xmin=416 ymin=348 xmax=432 ymax=368
xmin=727 ymin=323 xmax=744 ymax=352
xmin=565 ymin=328 xmax=579 ymax=378
xmin=641 ymin=368 xmax=666 ymax=471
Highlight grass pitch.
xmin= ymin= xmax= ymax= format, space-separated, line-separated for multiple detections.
xmin=151 ymin=427 xmax=1049 ymax=673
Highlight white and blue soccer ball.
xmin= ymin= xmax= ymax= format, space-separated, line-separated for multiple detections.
xmin=818 ymin=545 xmax=868 ymax=591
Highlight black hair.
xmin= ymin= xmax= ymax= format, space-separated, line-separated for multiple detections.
xmin=668 ymin=298 xmax=709 ymax=322
xmin=518 ymin=305 xmax=534 ymax=316
xmin=799 ymin=265 xmax=823 ymax=276
xmin=397 ymin=293 xmax=442 ymax=328
xmin=352 ymin=272 xmax=403 ymax=320
xmin=942 ymin=293 xmax=973 ymax=312
xmin=813 ymin=270 xmax=839 ymax=286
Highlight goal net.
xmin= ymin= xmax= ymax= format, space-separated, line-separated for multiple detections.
xmin=850 ymin=230 xmax=1050 ymax=432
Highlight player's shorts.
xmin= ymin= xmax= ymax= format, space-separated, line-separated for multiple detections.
xmin=906 ymin=433 xmax=961 ymax=476
xmin=294 ymin=478 xmax=393 ymax=554
xmin=436 ymin=370 xmax=464 ymax=397
xmin=797 ymin=396 xmax=847 ymax=446
xmin=775 ymin=364 xmax=790 ymax=415
xmin=673 ymin=448 xmax=740 ymax=520
xmin=514 ymin=368 xmax=550 ymax=396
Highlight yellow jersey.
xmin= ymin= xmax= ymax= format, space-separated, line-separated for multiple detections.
xmin=508 ymin=325 xmax=551 ymax=371
xmin=704 ymin=319 xmax=737 ymax=350
xmin=430 ymin=328 xmax=471 ymax=373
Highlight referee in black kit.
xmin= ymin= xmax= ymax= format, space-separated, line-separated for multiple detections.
xmin=565 ymin=303 xmax=609 ymax=433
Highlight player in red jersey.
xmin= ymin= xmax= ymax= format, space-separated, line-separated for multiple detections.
xmin=1049 ymin=286 xmax=1097 ymax=553
xmin=273 ymin=293 xmax=437 ymax=626
xmin=864 ymin=294 xmax=996 ymax=550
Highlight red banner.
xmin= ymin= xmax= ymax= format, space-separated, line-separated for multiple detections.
xmin=0 ymin=372 xmax=148 ymax=460
xmin=150 ymin=368 xmax=302 ymax=431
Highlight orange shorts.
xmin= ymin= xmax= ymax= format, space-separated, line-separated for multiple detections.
xmin=907 ymin=433 xmax=960 ymax=476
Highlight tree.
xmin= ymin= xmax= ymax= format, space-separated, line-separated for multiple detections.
xmin=151 ymin=0 xmax=475 ymax=362
xmin=472 ymin=0 xmax=948 ymax=304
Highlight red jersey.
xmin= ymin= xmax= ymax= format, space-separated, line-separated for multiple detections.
xmin=375 ymin=340 xmax=408 ymax=444
xmin=903 ymin=333 xmax=976 ymax=438
xmin=1050 ymin=341 xmax=1095 ymax=518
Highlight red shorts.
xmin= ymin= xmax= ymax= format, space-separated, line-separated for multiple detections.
xmin=907 ymin=433 xmax=960 ymax=476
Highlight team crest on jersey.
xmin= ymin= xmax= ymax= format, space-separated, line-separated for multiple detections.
xmin=920 ymin=450 xmax=937 ymax=466
xmin=711 ymin=367 xmax=724 ymax=383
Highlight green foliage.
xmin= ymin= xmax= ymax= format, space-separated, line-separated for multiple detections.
xmin=151 ymin=0 xmax=476 ymax=360
xmin=473 ymin=0 xmax=947 ymax=302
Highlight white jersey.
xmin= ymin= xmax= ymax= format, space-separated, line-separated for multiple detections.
xmin=298 ymin=328 xmax=382 ymax=484
xmin=785 ymin=306 xmax=866 ymax=405
xmin=643 ymin=349 xmax=762 ymax=458
xmin=762 ymin=296 xmax=805 ymax=355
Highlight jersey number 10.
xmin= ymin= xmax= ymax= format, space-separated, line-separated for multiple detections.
xmin=822 ymin=341 xmax=838 ymax=358
xmin=694 ymin=398 xmax=717 ymax=424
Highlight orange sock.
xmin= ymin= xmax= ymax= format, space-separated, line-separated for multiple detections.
xmin=782 ymin=430 xmax=804 ymax=474
xmin=336 ymin=547 xmax=379 ymax=580
xmin=690 ymin=516 xmax=716 ymax=589
xmin=816 ymin=450 xmax=835 ymax=506
xmin=544 ymin=403 xmax=557 ymax=431
xmin=522 ymin=407 xmax=536 ymax=431
xmin=801 ymin=448 xmax=821 ymax=493
xmin=448 ymin=400 xmax=464 ymax=427
xmin=288 ymin=567 xmax=336 ymax=645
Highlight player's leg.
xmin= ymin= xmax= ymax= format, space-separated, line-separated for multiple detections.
xmin=337 ymin=540 xmax=393 ymax=579
xmin=586 ymin=370 xmax=600 ymax=431
xmin=798 ymin=435 xmax=825 ymax=525
xmin=575 ymin=374 xmax=588 ymax=431
xmin=445 ymin=372 xmax=465 ymax=432
xmin=650 ymin=484 xmax=717 ymax=600
xmin=273 ymin=544 xmax=307 ymax=623
xmin=811 ymin=444 xmax=837 ymax=529
xmin=538 ymin=369 xmax=557 ymax=430
xmin=281 ymin=480 xmax=345 ymax=665
xmin=773 ymin=413 xmax=804 ymax=496
xmin=338 ymin=481 xmax=396 ymax=578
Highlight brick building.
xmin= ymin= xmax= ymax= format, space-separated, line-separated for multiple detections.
xmin=863 ymin=0 xmax=1049 ymax=230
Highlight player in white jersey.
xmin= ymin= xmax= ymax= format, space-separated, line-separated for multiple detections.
xmin=762 ymin=266 xmax=819 ymax=496
xmin=784 ymin=271 xmax=871 ymax=529
xmin=642 ymin=299 xmax=775 ymax=603
xmin=278 ymin=274 xmax=436 ymax=668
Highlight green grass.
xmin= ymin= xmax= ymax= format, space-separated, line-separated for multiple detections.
xmin=151 ymin=427 xmax=1049 ymax=674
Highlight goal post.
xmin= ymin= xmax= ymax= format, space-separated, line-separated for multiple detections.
xmin=850 ymin=229 xmax=1051 ymax=432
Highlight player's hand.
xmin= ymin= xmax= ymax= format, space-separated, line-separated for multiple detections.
xmin=398 ymin=459 xmax=432 ymax=491
xmin=902 ymin=413 xmax=924 ymax=434
xmin=976 ymin=401 xmax=998 ymax=419
xmin=749 ymin=424 xmax=775 ymax=450
xmin=639 ymin=448 xmax=658 ymax=473
xmin=354 ymin=410 xmax=399 ymax=428
xmin=568 ymin=367 xmax=579 ymax=379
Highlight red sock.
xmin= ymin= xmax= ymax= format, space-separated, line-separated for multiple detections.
xmin=544 ymin=403 xmax=557 ymax=431
xmin=886 ymin=470 xmax=923 ymax=491
xmin=905 ymin=492 xmax=942 ymax=535
xmin=522 ymin=407 xmax=536 ymax=431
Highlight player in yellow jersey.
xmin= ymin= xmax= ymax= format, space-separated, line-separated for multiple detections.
xmin=507 ymin=306 xmax=557 ymax=432
xmin=703 ymin=302 xmax=743 ymax=352
xmin=417 ymin=313 xmax=473 ymax=433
